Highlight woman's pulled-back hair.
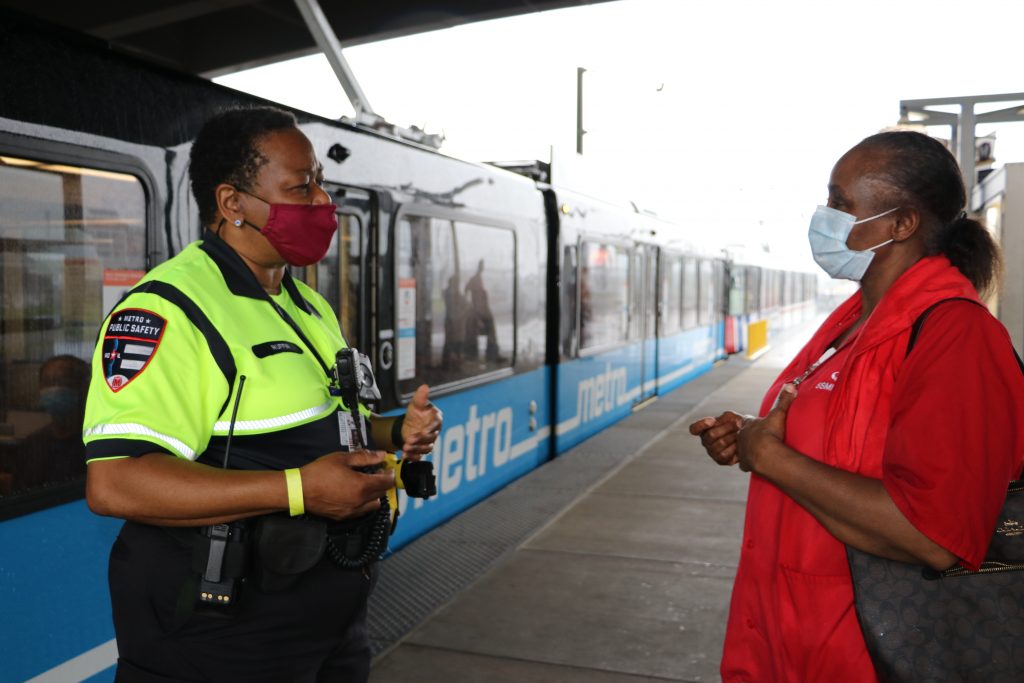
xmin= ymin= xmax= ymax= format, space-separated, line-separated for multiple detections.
xmin=857 ymin=130 xmax=1001 ymax=295
xmin=189 ymin=106 xmax=298 ymax=226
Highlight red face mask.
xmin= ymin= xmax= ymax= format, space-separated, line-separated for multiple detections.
xmin=239 ymin=192 xmax=338 ymax=267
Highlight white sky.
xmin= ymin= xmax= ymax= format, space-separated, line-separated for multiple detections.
xmin=215 ymin=0 xmax=1024 ymax=270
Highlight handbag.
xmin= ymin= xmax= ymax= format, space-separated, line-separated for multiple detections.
xmin=847 ymin=298 xmax=1024 ymax=683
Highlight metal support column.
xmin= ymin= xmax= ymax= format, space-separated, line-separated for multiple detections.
xmin=900 ymin=92 xmax=1024 ymax=201
xmin=576 ymin=67 xmax=586 ymax=155
xmin=293 ymin=0 xmax=379 ymax=125
xmin=958 ymin=104 xmax=976 ymax=196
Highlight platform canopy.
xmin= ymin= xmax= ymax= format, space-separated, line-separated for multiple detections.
xmin=2 ymin=0 xmax=613 ymax=76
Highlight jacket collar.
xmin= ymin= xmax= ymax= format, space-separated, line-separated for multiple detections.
xmin=844 ymin=255 xmax=978 ymax=358
xmin=773 ymin=255 xmax=979 ymax=404
xmin=199 ymin=229 xmax=315 ymax=316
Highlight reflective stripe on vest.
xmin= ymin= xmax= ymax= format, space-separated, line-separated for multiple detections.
xmin=84 ymin=423 xmax=197 ymax=460
xmin=212 ymin=400 xmax=336 ymax=435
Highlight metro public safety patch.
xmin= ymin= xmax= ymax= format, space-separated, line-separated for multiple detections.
xmin=102 ymin=308 xmax=167 ymax=392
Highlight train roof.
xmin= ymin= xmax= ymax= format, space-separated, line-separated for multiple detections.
xmin=0 ymin=1 xmax=613 ymax=77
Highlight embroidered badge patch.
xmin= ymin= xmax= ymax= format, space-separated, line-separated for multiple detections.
xmin=102 ymin=308 xmax=167 ymax=392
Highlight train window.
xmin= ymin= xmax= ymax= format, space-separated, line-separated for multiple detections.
xmin=629 ymin=250 xmax=642 ymax=339
xmin=312 ymin=213 xmax=362 ymax=344
xmin=713 ymin=260 xmax=726 ymax=318
xmin=455 ymin=220 xmax=515 ymax=365
xmin=728 ymin=267 xmax=746 ymax=316
xmin=561 ymin=246 xmax=578 ymax=358
xmin=579 ymin=241 xmax=629 ymax=350
xmin=661 ymin=254 xmax=682 ymax=335
xmin=698 ymin=259 xmax=715 ymax=326
xmin=745 ymin=266 xmax=761 ymax=316
xmin=0 ymin=155 xmax=146 ymax=500
xmin=681 ymin=257 xmax=698 ymax=330
xmin=395 ymin=215 xmax=514 ymax=395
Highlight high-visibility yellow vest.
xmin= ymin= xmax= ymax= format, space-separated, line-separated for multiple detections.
xmin=83 ymin=233 xmax=370 ymax=472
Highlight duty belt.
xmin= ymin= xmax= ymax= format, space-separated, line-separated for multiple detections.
xmin=163 ymin=510 xmax=385 ymax=595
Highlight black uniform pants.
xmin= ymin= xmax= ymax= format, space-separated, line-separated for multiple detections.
xmin=110 ymin=521 xmax=376 ymax=683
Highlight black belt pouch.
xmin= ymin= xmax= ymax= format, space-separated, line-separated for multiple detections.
xmin=254 ymin=515 xmax=327 ymax=592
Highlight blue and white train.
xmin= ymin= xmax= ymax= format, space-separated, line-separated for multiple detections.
xmin=0 ymin=13 xmax=817 ymax=681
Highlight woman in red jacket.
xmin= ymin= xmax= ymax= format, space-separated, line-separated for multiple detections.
xmin=690 ymin=131 xmax=1024 ymax=682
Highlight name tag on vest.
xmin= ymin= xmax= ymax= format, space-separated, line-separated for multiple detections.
xmin=252 ymin=341 xmax=303 ymax=358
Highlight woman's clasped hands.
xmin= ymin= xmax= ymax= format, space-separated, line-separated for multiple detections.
xmin=688 ymin=384 xmax=798 ymax=473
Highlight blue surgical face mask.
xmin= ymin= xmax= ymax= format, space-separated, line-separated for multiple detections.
xmin=39 ymin=386 xmax=81 ymax=420
xmin=807 ymin=205 xmax=898 ymax=281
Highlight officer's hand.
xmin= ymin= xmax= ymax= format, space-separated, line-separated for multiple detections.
xmin=688 ymin=410 xmax=748 ymax=467
xmin=300 ymin=450 xmax=395 ymax=520
xmin=401 ymin=385 xmax=443 ymax=461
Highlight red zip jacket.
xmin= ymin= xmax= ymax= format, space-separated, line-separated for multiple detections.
xmin=722 ymin=256 xmax=1024 ymax=682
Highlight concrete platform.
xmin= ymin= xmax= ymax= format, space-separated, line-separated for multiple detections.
xmin=370 ymin=320 xmax=820 ymax=682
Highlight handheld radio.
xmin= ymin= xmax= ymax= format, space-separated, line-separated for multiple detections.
xmin=332 ymin=348 xmax=436 ymax=497
xmin=196 ymin=375 xmax=248 ymax=609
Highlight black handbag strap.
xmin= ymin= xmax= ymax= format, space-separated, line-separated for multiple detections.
xmin=907 ymin=296 xmax=1024 ymax=374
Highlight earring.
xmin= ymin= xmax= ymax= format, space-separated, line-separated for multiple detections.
xmin=233 ymin=219 xmax=242 ymax=227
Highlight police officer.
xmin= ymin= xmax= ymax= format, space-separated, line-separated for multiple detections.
xmin=83 ymin=107 xmax=442 ymax=682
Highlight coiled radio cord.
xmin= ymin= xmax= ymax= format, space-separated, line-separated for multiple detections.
xmin=324 ymin=495 xmax=391 ymax=569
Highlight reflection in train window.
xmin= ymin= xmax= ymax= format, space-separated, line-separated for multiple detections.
xmin=561 ymin=246 xmax=578 ymax=359
xmin=312 ymin=213 xmax=361 ymax=345
xmin=0 ymin=155 xmax=146 ymax=499
xmin=395 ymin=215 xmax=515 ymax=395
xmin=745 ymin=266 xmax=761 ymax=316
xmin=660 ymin=253 xmax=682 ymax=335
xmin=579 ymin=241 xmax=629 ymax=350
xmin=713 ymin=261 xmax=726 ymax=318
xmin=698 ymin=259 xmax=715 ymax=326
xmin=729 ymin=267 xmax=746 ymax=316
xmin=681 ymin=258 xmax=698 ymax=330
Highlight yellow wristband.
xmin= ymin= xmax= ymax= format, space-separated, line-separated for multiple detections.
xmin=285 ymin=468 xmax=304 ymax=517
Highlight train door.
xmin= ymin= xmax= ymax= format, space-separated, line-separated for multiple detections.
xmin=300 ymin=185 xmax=372 ymax=354
xmin=633 ymin=245 xmax=658 ymax=404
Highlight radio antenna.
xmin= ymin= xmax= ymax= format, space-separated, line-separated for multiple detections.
xmin=222 ymin=375 xmax=247 ymax=469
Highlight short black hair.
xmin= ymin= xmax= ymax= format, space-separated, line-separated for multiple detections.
xmin=189 ymin=107 xmax=298 ymax=226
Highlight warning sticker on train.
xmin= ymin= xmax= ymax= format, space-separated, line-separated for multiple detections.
xmin=102 ymin=308 xmax=167 ymax=392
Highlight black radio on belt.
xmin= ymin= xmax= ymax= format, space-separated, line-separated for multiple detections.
xmin=195 ymin=521 xmax=247 ymax=610
xmin=194 ymin=376 xmax=250 ymax=611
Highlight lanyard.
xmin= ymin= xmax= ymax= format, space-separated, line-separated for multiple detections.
xmin=791 ymin=347 xmax=837 ymax=387
xmin=201 ymin=231 xmax=336 ymax=387
xmin=261 ymin=277 xmax=333 ymax=382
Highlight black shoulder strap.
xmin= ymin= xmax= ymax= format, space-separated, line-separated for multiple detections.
xmin=125 ymin=280 xmax=238 ymax=418
xmin=906 ymin=297 xmax=980 ymax=356
xmin=907 ymin=296 xmax=1024 ymax=375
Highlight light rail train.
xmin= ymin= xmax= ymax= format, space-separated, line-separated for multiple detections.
xmin=0 ymin=13 xmax=817 ymax=681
